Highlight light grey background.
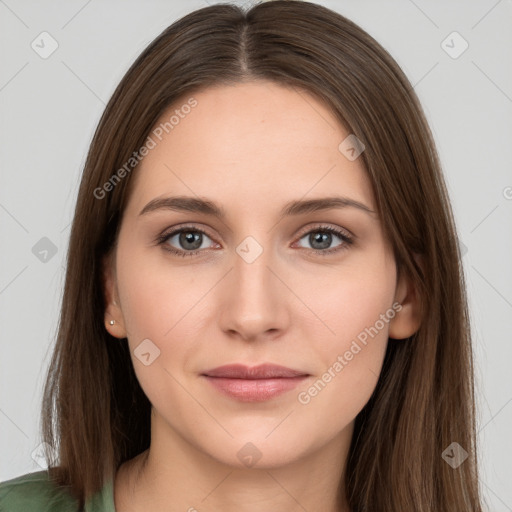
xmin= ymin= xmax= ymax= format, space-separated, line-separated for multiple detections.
xmin=1 ymin=0 xmax=511 ymax=510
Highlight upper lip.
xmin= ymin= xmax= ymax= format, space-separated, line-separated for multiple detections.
xmin=202 ymin=364 xmax=309 ymax=379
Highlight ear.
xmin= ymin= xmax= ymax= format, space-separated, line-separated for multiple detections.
xmin=388 ymin=254 xmax=423 ymax=340
xmin=102 ymin=252 xmax=127 ymax=339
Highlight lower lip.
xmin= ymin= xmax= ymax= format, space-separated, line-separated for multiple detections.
xmin=202 ymin=376 xmax=309 ymax=402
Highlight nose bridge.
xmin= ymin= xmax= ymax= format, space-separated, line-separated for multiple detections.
xmin=233 ymin=233 xmax=274 ymax=303
xmin=218 ymin=232 xmax=286 ymax=339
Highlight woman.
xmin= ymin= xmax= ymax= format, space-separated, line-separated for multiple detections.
xmin=0 ymin=1 xmax=484 ymax=510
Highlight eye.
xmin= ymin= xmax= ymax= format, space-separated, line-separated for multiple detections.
xmin=156 ymin=224 xmax=354 ymax=257
xmin=294 ymin=225 xmax=353 ymax=256
xmin=157 ymin=226 xmax=216 ymax=257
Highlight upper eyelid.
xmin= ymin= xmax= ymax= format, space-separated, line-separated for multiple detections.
xmin=159 ymin=224 xmax=216 ymax=243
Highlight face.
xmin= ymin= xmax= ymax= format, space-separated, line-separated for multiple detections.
xmin=104 ymin=80 xmax=416 ymax=469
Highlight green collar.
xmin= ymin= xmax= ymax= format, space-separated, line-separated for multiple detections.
xmin=85 ymin=477 xmax=116 ymax=511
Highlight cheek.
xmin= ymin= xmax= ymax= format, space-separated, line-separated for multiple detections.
xmin=115 ymin=241 xmax=204 ymax=387
xmin=115 ymin=247 xmax=192 ymax=406
xmin=295 ymin=255 xmax=395 ymax=408
xmin=115 ymin=241 xmax=179 ymax=339
xmin=302 ymin=251 xmax=396 ymax=347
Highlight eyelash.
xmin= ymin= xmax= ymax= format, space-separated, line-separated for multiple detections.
xmin=155 ymin=224 xmax=354 ymax=258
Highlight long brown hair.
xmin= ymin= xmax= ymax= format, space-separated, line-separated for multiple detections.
xmin=41 ymin=1 xmax=484 ymax=510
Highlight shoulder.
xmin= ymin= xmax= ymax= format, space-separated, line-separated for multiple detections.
xmin=0 ymin=470 xmax=78 ymax=512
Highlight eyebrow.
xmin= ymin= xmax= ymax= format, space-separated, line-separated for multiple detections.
xmin=138 ymin=195 xmax=376 ymax=220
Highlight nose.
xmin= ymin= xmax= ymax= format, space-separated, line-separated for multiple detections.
xmin=217 ymin=238 xmax=289 ymax=343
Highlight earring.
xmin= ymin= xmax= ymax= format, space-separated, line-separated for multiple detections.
xmin=109 ymin=320 xmax=115 ymax=326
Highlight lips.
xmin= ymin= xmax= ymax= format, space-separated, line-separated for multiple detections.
xmin=201 ymin=363 xmax=308 ymax=379
xmin=201 ymin=364 xmax=310 ymax=402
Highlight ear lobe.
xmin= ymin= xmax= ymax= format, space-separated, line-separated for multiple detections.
xmin=388 ymin=255 xmax=423 ymax=340
xmin=102 ymin=253 xmax=127 ymax=338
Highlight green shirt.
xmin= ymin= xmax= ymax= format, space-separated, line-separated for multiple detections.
xmin=0 ymin=470 xmax=116 ymax=511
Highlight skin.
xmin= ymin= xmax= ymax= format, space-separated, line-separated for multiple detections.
xmin=103 ymin=80 xmax=421 ymax=512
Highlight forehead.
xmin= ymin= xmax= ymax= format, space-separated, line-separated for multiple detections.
xmin=126 ymin=80 xmax=374 ymax=214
